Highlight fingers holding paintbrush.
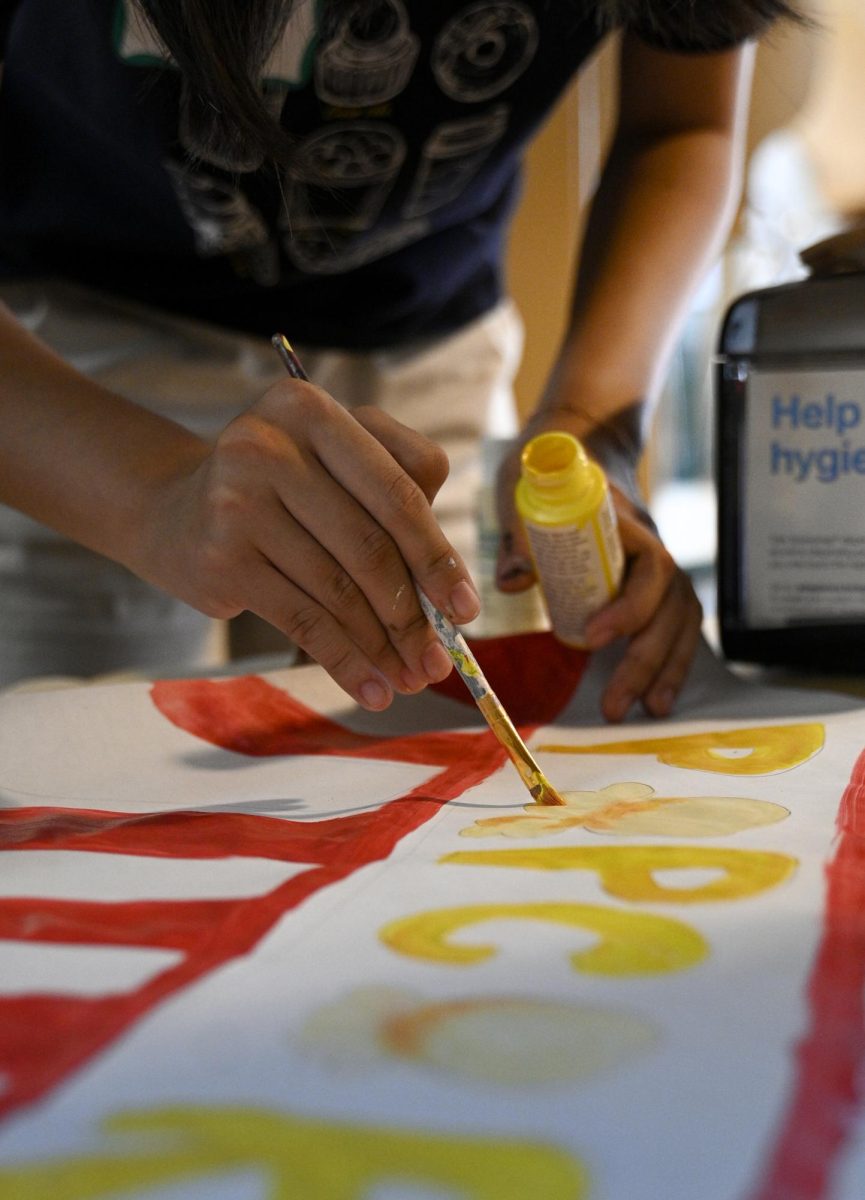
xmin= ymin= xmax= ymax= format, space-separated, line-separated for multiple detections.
xmin=272 ymin=335 xmax=563 ymax=803
xmin=269 ymin=334 xmax=482 ymax=705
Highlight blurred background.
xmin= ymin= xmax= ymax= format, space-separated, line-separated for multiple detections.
xmin=505 ymin=0 xmax=857 ymax=622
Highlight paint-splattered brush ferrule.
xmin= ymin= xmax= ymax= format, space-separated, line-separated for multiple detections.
xmin=416 ymin=589 xmax=564 ymax=806
xmin=272 ymin=333 xmax=309 ymax=381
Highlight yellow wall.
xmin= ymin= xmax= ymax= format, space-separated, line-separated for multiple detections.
xmin=505 ymin=41 xmax=619 ymax=418
xmin=792 ymin=0 xmax=865 ymax=214
xmin=505 ymin=81 xmax=581 ymax=418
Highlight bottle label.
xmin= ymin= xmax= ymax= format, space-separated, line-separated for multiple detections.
xmin=742 ymin=366 xmax=865 ymax=626
xmin=525 ymin=493 xmax=624 ymax=647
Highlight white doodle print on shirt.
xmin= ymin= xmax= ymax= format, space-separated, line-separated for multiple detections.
xmin=162 ymin=162 xmax=270 ymax=256
xmin=403 ymin=104 xmax=508 ymax=218
xmin=291 ymin=1 xmax=537 ymax=270
xmin=432 ymin=1 xmax=539 ymax=102
xmin=115 ymin=0 xmax=539 ymax=278
xmin=279 ymin=121 xmax=429 ymax=273
xmin=161 ymin=88 xmax=287 ymax=283
xmin=315 ymin=0 xmax=421 ymax=107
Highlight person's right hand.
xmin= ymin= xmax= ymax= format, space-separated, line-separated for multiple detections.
xmin=132 ymin=378 xmax=480 ymax=711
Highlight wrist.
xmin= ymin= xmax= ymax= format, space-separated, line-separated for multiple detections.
xmin=530 ymin=400 xmax=647 ymax=500
xmin=118 ymin=421 xmax=212 ymax=588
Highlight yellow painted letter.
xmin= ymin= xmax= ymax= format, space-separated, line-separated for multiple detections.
xmin=538 ymin=723 xmax=824 ymax=775
xmin=0 ymin=1105 xmax=589 ymax=1199
xmin=442 ymin=845 xmax=797 ymax=904
xmin=382 ymin=902 xmax=707 ymax=975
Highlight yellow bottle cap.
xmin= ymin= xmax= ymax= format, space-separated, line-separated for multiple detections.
xmin=520 ymin=431 xmax=590 ymax=493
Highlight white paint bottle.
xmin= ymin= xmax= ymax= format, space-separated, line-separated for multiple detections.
xmin=515 ymin=431 xmax=624 ymax=647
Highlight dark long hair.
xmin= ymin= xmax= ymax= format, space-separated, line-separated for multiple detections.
xmin=594 ymin=0 xmax=808 ymax=47
xmin=135 ymin=0 xmax=806 ymax=172
xmin=135 ymin=0 xmax=296 ymax=169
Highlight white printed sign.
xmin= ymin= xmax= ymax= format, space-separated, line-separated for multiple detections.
xmin=744 ymin=367 xmax=865 ymax=625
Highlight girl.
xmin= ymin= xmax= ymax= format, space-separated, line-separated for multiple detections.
xmin=0 ymin=0 xmax=801 ymax=715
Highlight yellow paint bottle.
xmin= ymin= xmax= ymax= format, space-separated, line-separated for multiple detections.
xmin=516 ymin=431 xmax=624 ymax=647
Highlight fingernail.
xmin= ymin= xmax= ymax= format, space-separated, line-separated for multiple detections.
xmin=448 ymin=580 xmax=480 ymax=623
xmin=399 ymin=667 xmax=427 ymax=693
xmin=422 ymin=640 xmax=453 ymax=683
xmin=359 ymin=678 xmax=392 ymax=710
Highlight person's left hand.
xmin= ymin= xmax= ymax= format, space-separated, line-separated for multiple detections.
xmin=494 ymin=420 xmax=703 ymax=723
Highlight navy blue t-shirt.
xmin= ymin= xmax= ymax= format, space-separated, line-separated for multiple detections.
xmin=0 ymin=0 xmax=768 ymax=349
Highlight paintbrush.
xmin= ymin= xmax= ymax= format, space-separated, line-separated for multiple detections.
xmin=271 ymin=332 xmax=565 ymax=806
xmin=413 ymin=588 xmax=565 ymax=805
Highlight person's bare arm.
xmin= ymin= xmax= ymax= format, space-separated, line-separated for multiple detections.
xmin=0 ymin=304 xmax=481 ymax=707
xmin=497 ymin=34 xmax=756 ymax=721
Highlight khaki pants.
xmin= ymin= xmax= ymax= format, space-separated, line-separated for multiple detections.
xmin=0 ymin=280 xmax=524 ymax=685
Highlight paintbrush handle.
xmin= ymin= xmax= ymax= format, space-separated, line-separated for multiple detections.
xmin=415 ymin=588 xmax=492 ymax=703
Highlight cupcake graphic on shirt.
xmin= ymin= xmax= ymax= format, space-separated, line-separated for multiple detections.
xmin=315 ymin=0 xmax=420 ymax=106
